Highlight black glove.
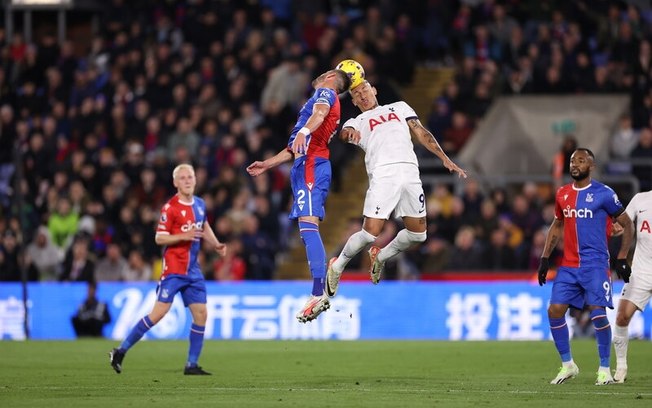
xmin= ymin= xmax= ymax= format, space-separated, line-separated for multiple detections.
xmin=614 ymin=259 xmax=631 ymax=283
xmin=538 ymin=257 xmax=550 ymax=286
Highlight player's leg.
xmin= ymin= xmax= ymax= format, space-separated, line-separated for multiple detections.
xmin=369 ymin=177 xmax=427 ymax=283
xmin=613 ymin=298 xmax=637 ymax=382
xmin=584 ymin=268 xmax=615 ymax=385
xmin=613 ymin=277 xmax=650 ymax=383
xmin=109 ymin=279 xmax=176 ymax=373
xmin=330 ymin=173 xmax=401 ymax=278
xmin=290 ymin=157 xmax=330 ymax=296
xmin=588 ymin=305 xmax=614 ymax=385
xmin=181 ymin=278 xmax=210 ymax=374
xmin=327 ymin=217 xmax=381 ymax=296
xmin=373 ymin=216 xmax=427 ymax=271
xmin=185 ymin=300 xmax=211 ymax=375
xmin=295 ymin=215 xmax=331 ymax=322
xmin=548 ymin=267 xmax=581 ymax=384
xmin=330 ymin=217 xmax=382 ymax=275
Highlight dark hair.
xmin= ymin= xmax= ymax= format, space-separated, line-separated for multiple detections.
xmin=575 ymin=147 xmax=595 ymax=160
xmin=334 ymin=69 xmax=352 ymax=94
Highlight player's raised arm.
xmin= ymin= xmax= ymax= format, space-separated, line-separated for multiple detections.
xmin=246 ymin=148 xmax=293 ymax=177
xmin=290 ymin=103 xmax=330 ymax=154
xmin=406 ymin=118 xmax=467 ymax=178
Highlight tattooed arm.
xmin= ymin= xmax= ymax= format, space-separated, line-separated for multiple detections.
xmin=407 ymin=118 xmax=467 ymax=178
xmin=540 ymin=218 xmax=564 ymax=258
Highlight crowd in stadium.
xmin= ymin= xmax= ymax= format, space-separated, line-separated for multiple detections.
xmin=1 ymin=0 xmax=652 ymax=282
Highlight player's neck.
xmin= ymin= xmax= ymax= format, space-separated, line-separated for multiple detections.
xmin=178 ymin=192 xmax=194 ymax=203
xmin=572 ymin=177 xmax=591 ymax=189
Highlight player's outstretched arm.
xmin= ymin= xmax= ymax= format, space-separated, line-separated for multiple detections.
xmin=407 ymin=118 xmax=467 ymax=178
xmin=290 ymin=103 xmax=330 ymax=153
xmin=246 ymin=149 xmax=293 ymax=177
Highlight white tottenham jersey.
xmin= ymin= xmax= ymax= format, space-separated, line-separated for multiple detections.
xmin=625 ymin=191 xmax=652 ymax=274
xmin=343 ymin=101 xmax=419 ymax=175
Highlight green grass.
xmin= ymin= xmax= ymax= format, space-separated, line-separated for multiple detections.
xmin=1 ymin=340 xmax=651 ymax=407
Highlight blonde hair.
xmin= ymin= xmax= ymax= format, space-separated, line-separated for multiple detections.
xmin=172 ymin=163 xmax=195 ymax=179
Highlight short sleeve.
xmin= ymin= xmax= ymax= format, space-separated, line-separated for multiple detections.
xmin=343 ymin=117 xmax=357 ymax=129
xmin=554 ymin=189 xmax=563 ymax=220
xmin=396 ymin=101 xmax=418 ymax=121
xmin=603 ymin=186 xmax=625 ymax=217
xmin=625 ymin=194 xmax=638 ymax=221
xmin=314 ymin=88 xmax=336 ymax=107
xmin=157 ymin=203 xmax=173 ymax=235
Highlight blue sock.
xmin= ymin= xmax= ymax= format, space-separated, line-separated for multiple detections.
xmin=590 ymin=308 xmax=611 ymax=367
xmin=299 ymin=221 xmax=326 ymax=296
xmin=549 ymin=317 xmax=572 ymax=362
xmin=187 ymin=323 xmax=205 ymax=367
xmin=120 ymin=316 xmax=155 ymax=352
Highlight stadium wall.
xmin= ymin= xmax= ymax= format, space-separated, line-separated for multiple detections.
xmin=458 ymin=95 xmax=629 ymax=175
xmin=0 ymin=281 xmax=650 ymax=341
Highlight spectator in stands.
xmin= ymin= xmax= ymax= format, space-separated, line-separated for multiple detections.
xmin=0 ymin=230 xmax=24 ymax=281
xmin=25 ymin=226 xmax=63 ymax=281
xmin=447 ymin=225 xmax=484 ymax=270
xmin=59 ymin=236 xmax=95 ymax=283
xmin=212 ymin=238 xmax=246 ymax=281
xmin=47 ymin=196 xmax=79 ymax=250
xmin=483 ymin=227 xmax=517 ymax=270
xmin=631 ymin=127 xmax=652 ymax=190
xmin=95 ymin=243 xmax=128 ymax=281
xmin=71 ymin=281 xmax=111 ymax=337
xmin=123 ymin=250 xmax=152 ymax=282
xmin=552 ymin=135 xmax=577 ymax=188
xmin=611 ymin=114 xmax=640 ymax=160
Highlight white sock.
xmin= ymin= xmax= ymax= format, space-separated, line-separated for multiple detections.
xmin=613 ymin=324 xmax=629 ymax=367
xmin=333 ymin=229 xmax=376 ymax=273
xmin=563 ymin=359 xmax=575 ymax=368
xmin=378 ymin=229 xmax=427 ymax=263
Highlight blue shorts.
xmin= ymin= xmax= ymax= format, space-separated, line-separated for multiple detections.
xmin=156 ymin=274 xmax=207 ymax=306
xmin=289 ymin=155 xmax=331 ymax=220
xmin=551 ymin=265 xmax=613 ymax=309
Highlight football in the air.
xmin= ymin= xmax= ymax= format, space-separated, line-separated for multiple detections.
xmin=336 ymin=59 xmax=366 ymax=90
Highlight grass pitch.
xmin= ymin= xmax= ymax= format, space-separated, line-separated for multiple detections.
xmin=0 ymin=340 xmax=650 ymax=407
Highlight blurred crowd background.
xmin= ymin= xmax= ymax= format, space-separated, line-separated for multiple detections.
xmin=0 ymin=0 xmax=651 ymax=283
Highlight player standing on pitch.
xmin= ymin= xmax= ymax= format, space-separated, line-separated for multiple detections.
xmin=537 ymin=148 xmax=633 ymax=386
xmin=246 ymin=69 xmax=351 ymax=323
xmin=611 ymin=189 xmax=651 ymax=383
xmin=325 ymin=79 xmax=467 ymax=297
xmin=109 ymin=164 xmax=226 ymax=375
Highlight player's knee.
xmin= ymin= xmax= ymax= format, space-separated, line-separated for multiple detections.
xmin=359 ymin=228 xmax=377 ymax=244
xmin=406 ymin=230 xmax=427 ymax=243
xmin=547 ymin=304 xmax=566 ymax=318
xmin=616 ymin=313 xmax=632 ymax=327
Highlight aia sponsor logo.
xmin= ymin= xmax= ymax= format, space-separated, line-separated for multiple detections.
xmin=368 ymin=112 xmax=400 ymax=131
xmin=563 ymin=206 xmax=593 ymax=218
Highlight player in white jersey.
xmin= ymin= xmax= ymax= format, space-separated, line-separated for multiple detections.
xmin=325 ymin=81 xmax=467 ymax=296
xmin=612 ymin=190 xmax=652 ymax=383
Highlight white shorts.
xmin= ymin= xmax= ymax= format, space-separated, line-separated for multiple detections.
xmin=363 ymin=163 xmax=425 ymax=219
xmin=620 ymin=270 xmax=652 ymax=311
